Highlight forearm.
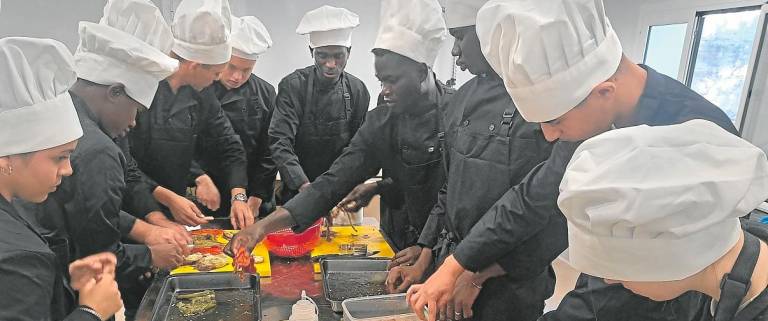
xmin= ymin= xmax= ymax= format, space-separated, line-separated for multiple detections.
xmin=153 ymin=186 xmax=178 ymax=207
xmin=414 ymin=247 xmax=433 ymax=270
xmin=127 ymin=218 xmax=155 ymax=244
xmin=474 ymin=263 xmax=506 ymax=284
xmin=260 ymin=207 xmax=298 ymax=233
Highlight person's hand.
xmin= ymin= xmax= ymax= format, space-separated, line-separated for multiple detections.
xmin=149 ymin=243 xmax=184 ymax=270
xmin=408 ymin=256 xmax=466 ymax=321
xmin=224 ymin=222 xmax=267 ymax=257
xmin=166 ymin=193 xmax=211 ymax=226
xmin=195 ymin=174 xmax=221 ymax=211
xmin=299 ymin=182 xmax=311 ymax=193
xmin=337 ymin=182 xmax=378 ymax=212
xmin=388 ymin=245 xmax=423 ymax=269
xmin=69 ymin=253 xmax=117 ymax=291
xmin=452 ymin=271 xmax=482 ymax=320
xmin=145 ymin=212 xmax=189 ymax=235
xmin=386 ymin=263 xmax=428 ymax=293
xmin=145 ymin=225 xmax=192 ymax=250
xmin=247 ymin=196 xmax=263 ymax=217
xmin=78 ymin=274 xmax=122 ymax=321
xmin=230 ymin=199 xmax=255 ymax=230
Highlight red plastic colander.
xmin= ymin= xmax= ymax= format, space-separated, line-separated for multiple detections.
xmin=263 ymin=219 xmax=322 ymax=257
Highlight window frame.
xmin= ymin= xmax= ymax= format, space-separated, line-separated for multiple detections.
xmin=638 ymin=1 xmax=767 ymax=133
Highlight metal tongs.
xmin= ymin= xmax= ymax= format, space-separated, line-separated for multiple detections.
xmin=331 ymin=204 xmax=359 ymax=233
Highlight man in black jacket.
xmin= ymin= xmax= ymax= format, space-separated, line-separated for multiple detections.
xmin=228 ymin=0 xmax=451 ymax=255
xmin=127 ymin=0 xmax=252 ymax=228
xmin=195 ymin=16 xmax=278 ymax=229
xmin=388 ymin=2 xmax=557 ymax=320
xmin=410 ymin=1 xmax=739 ymax=321
xmin=269 ymin=5 xmax=370 ymax=204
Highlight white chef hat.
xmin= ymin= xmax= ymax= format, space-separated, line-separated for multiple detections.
xmin=74 ymin=22 xmax=179 ymax=108
xmin=374 ymin=0 xmax=448 ymax=67
xmin=0 ymin=37 xmax=82 ymax=157
xmin=441 ymin=0 xmax=489 ymax=29
xmin=230 ymin=16 xmax=272 ymax=61
xmin=558 ymin=120 xmax=768 ymax=282
xmin=476 ymin=0 xmax=623 ymax=122
xmin=99 ymin=0 xmax=174 ymax=54
xmin=296 ymin=6 xmax=359 ymax=49
xmin=171 ymin=0 xmax=232 ymax=65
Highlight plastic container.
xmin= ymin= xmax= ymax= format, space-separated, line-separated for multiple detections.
xmin=264 ymin=219 xmax=322 ymax=257
xmin=289 ymin=290 xmax=318 ymax=321
xmin=341 ymin=294 xmax=419 ymax=321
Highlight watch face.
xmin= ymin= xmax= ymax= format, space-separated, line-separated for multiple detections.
xmin=234 ymin=193 xmax=247 ymax=202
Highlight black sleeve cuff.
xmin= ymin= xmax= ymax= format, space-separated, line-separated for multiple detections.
xmin=64 ymin=308 xmax=102 ymax=321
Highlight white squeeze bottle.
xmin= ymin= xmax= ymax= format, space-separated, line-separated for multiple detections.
xmin=289 ymin=290 xmax=318 ymax=321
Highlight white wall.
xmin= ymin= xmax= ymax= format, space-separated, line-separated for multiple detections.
xmin=0 ymin=0 xmax=463 ymax=109
xmin=0 ymin=0 xmax=165 ymax=50
xmin=167 ymin=0 xmax=464 ymax=108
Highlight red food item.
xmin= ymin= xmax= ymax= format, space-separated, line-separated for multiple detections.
xmin=191 ymin=246 xmax=223 ymax=255
xmin=234 ymin=246 xmax=256 ymax=274
xmin=191 ymin=229 xmax=223 ymax=237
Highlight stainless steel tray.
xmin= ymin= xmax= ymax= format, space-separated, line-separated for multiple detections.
xmin=320 ymin=258 xmax=390 ymax=312
xmin=342 ymin=294 xmax=418 ymax=321
xmin=148 ymin=272 xmax=261 ymax=321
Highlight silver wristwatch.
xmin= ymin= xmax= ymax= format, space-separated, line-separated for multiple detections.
xmin=232 ymin=192 xmax=248 ymax=203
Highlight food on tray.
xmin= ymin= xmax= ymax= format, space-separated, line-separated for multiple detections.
xmin=194 ymin=254 xmax=229 ymax=271
xmin=192 ymin=233 xmax=221 ymax=247
xmin=223 ymin=230 xmax=236 ymax=240
xmin=183 ymin=253 xmax=203 ymax=265
xmin=176 ymin=290 xmax=217 ymax=316
xmin=252 ymin=255 xmax=264 ymax=264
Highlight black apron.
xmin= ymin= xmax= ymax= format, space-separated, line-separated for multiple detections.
xmin=433 ymin=105 xmax=552 ymax=321
xmin=278 ymin=73 xmax=353 ymax=203
xmin=383 ymin=107 xmax=445 ymax=251
xmin=131 ymin=87 xmax=198 ymax=196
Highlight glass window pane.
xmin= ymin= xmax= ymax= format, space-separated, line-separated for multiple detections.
xmin=689 ymin=9 xmax=762 ymax=125
xmin=644 ymin=23 xmax=688 ymax=79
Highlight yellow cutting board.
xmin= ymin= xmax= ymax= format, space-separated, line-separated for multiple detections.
xmin=310 ymin=226 xmax=395 ymax=273
xmin=171 ymin=230 xmax=272 ymax=277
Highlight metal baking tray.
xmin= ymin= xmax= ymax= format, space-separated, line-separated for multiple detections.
xmin=342 ymin=294 xmax=419 ymax=321
xmin=320 ymin=258 xmax=390 ymax=312
xmin=148 ymin=272 xmax=261 ymax=321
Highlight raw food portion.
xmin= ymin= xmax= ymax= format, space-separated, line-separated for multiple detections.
xmin=193 ymin=234 xmax=221 ymax=247
xmin=184 ymin=253 xmax=203 ymax=265
xmin=194 ymin=254 xmax=229 ymax=271
xmin=176 ymin=290 xmax=217 ymax=317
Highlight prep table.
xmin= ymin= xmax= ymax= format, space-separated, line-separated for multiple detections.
xmin=135 ymin=219 xmax=397 ymax=321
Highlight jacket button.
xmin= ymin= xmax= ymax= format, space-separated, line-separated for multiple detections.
xmin=427 ymin=146 xmax=435 ymax=153
xmin=489 ymin=124 xmax=496 ymax=131
xmin=462 ymin=120 xmax=469 ymax=126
